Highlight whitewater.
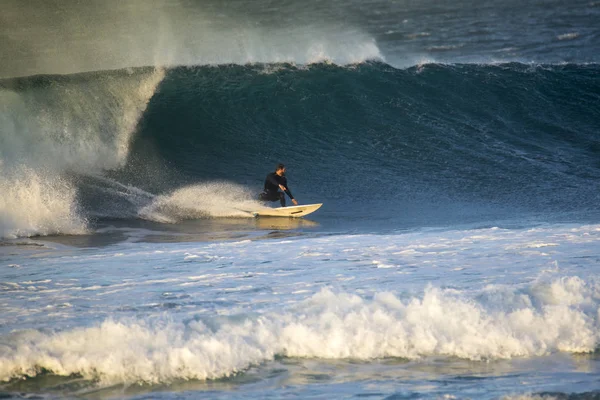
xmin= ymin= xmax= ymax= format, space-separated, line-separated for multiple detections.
xmin=2 ymin=223 xmax=600 ymax=398
xmin=1 ymin=0 xmax=600 ymax=399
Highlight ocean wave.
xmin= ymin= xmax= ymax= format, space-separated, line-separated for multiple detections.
xmin=1 ymin=61 xmax=599 ymax=238
xmin=1 ymin=277 xmax=598 ymax=385
xmin=0 ymin=68 xmax=165 ymax=238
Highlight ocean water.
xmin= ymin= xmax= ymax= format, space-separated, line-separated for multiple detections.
xmin=1 ymin=0 xmax=600 ymax=398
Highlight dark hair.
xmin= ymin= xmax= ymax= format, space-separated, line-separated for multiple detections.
xmin=276 ymin=163 xmax=285 ymax=171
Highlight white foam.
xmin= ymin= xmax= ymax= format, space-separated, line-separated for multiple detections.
xmin=0 ymin=68 xmax=165 ymax=238
xmin=1 ymin=278 xmax=598 ymax=385
xmin=0 ymin=168 xmax=86 ymax=238
xmin=557 ymin=32 xmax=579 ymax=41
xmin=138 ymin=182 xmax=265 ymax=222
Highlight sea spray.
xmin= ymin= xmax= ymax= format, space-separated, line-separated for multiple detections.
xmin=0 ymin=166 xmax=86 ymax=238
xmin=0 ymin=0 xmax=383 ymax=78
xmin=0 ymin=68 xmax=165 ymax=238
xmin=138 ymin=182 xmax=265 ymax=222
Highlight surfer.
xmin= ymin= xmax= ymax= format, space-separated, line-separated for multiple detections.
xmin=258 ymin=163 xmax=298 ymax=207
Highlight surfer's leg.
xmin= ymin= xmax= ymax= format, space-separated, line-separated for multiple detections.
xmin=259 ymin=191 xmax=282 ymax=205
xmin=279 ymin=192 xmax=285 ymax=207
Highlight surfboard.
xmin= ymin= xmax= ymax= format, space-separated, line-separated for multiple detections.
xmin=252 ymin=203 xmax=322 ymax=218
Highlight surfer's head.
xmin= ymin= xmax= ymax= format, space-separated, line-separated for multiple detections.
xmin=276 ymin=163 xmax=286 ymax=176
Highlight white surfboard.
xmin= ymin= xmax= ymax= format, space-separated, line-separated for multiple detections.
xmin=252 ymin=203 xmax=322 ymax=218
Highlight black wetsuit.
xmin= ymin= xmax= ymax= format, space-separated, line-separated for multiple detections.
xmin=258 ymin=172 xmax=294 ymax=207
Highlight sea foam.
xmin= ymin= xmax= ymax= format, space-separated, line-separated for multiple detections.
xmin=1 ymin=278 xmax=598 ymax=385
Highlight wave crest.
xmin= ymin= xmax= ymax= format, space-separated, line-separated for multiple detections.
xmin=1 ymin=278 xmax=598 ymax=385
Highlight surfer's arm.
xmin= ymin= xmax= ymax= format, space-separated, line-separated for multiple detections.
xmin=280 ymin=177 xmax=294 ymax=199
xmin=283 ymin=187 xmax=298 ymax=205
xmin=266 ymin=174 xmax=297 ymax=203
xmin=266 ymin=174 xmax=281 ymax=188
xmin=284 ymin=188 xmax=294 ymax=199
xmin=267 ymin=174 xmax=292 ymax=195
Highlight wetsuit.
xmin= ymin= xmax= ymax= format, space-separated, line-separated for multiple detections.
xmin=258 ymin=172 xmax=294 ymax=207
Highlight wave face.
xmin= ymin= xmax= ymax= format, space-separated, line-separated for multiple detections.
xmin=1 ymin=62 xmax=599 ymax=237
xmin=108 ymin=62 xmax=600 ymax=221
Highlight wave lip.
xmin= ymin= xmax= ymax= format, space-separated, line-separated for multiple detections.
xmin=1 ymin=277 xmax=598 ymax=385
